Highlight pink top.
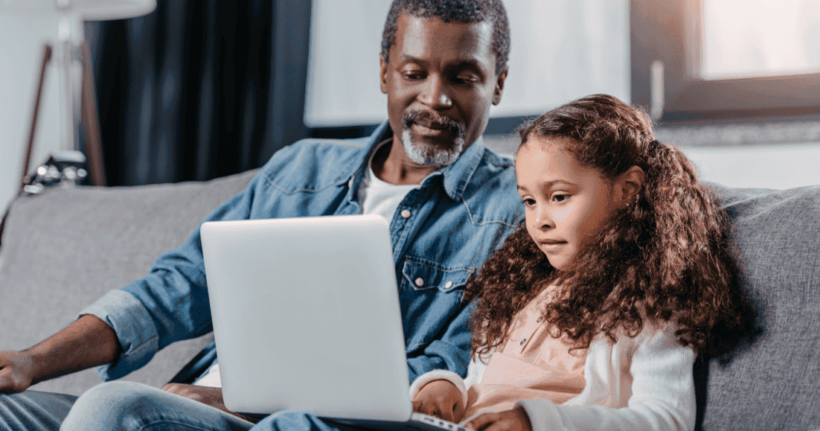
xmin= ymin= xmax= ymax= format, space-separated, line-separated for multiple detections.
xmin=463 ymin=284 xmax=587 ymax=419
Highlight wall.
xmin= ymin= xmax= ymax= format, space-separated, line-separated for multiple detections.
xmin=304 ymin=0 xmax=631 ymax=127
xmin=681 ymin=143 xmax=820 ymax=190
xmin=484 ymin=135 xmax=820 ymax=190
xmin=2 ymin=1 xmax=818 ymax=212
xmin=0 ymin=13 xmax=63 ymax=211
xmin=305 ymin=0 xmax=820 ymax=190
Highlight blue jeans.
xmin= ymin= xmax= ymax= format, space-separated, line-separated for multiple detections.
xmin=1 ymin=383 xmax=374 ymax=431
xmin=0 ymin=383 xmax=254 ymax=431
xmin=0 ymin=391 xmax=75 ymax=431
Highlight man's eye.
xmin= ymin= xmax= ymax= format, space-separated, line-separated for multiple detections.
xmin=402 ymin=72 xmax=425 ymax=80
xmin=453 ymin=75 xmax=478 ymax=85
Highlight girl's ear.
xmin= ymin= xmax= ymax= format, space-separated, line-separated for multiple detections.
xmin=616 ymin=166 xmax=646 ymax=204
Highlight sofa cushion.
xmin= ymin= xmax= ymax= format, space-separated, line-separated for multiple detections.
xmin=700 ymin=183 xmax=820 ymax=430
xmin=0 ymin=169 xmax=257 ymax=396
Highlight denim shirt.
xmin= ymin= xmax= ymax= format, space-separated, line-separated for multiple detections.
xmin=81 ymin=122 xmax=524 ymax=384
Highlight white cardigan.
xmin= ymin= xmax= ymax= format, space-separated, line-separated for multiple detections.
xmin=409 ymin=322 xmax=696 ymax=431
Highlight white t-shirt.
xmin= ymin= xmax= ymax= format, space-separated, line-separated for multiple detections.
xmin=357 ymin=150 xmax=420 ymax=224
xmin=194 ymin=141 xmax=422 ymax=388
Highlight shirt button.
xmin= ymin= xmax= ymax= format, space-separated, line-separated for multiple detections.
xmin=444 ymin=281 xmax=453 ymax=289
xmin=520 ymin=338 xmax=527 ymax=346
xmin=415 ymin=277 xmax=424 ymax=287
xmin=401 ymin=209 xmax=412 ymax=219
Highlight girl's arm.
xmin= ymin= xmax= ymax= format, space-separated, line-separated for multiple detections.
xmin=514 ymin=323 xmax=696 ymax=431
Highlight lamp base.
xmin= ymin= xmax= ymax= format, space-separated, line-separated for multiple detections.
xmin=23 ymin=41 xmax=106 ymax=191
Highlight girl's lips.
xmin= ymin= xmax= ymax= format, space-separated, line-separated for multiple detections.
xmin=539 ymin=240 xmax=567 ymax=252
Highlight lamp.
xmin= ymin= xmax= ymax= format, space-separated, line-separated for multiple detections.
xmin=0 ymin=0 xmax=156 ymax=188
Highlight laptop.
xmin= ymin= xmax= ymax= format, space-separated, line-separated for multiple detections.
xmin=201 ymin=215 xmax=472 ymax=431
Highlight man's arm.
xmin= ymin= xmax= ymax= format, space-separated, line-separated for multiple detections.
xmin=0 ymin=315 xmax=120 ymax=393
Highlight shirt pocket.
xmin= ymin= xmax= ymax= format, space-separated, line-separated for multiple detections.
xmin=401 ymin=258 xmax=473 ymax=292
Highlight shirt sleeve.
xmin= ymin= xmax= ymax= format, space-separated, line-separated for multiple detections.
xmin=408 ymin=345 xmax=491 ymax=409
xmin=409 ymin=368 xmax=469 ymax=408
xmin=405 ymin=299 xmax=474 ymax=384
xmin=516 ymin=323 xmax=697 ymax=431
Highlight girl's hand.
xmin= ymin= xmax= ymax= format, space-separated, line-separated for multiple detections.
xmin=464 ymin=407 xmax=532 ymax=431
xmin=412 ymin=380 xmax=465 ymax=423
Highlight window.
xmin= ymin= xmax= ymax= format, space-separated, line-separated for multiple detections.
xmin=631 ymin=0 xmax=820 ymax=122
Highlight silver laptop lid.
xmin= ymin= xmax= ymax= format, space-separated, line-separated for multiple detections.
xmin=201 ymin=215 xmax=413 ymax=420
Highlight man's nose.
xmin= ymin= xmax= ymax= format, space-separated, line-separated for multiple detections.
xmin=419 ymin=75 xmax=453 ymax=110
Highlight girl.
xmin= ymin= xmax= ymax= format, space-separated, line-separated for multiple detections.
xmin=409 ymin=95 xmax=745 ymax=431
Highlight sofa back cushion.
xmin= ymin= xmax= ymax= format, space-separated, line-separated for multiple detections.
xmin=0 ymin=169 xmax=256 ymax=396
xmin=701 ymin=183 xmax=820 ymax=430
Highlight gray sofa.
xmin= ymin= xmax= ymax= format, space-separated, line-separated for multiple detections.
xmin=0 ymin=169 xmax=256 ymax=395
xmin=0 ymin=169 xmax=818 ymax=430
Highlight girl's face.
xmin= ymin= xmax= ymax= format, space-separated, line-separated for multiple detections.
xmin=516 ymin=137 xmax=623 ymax=270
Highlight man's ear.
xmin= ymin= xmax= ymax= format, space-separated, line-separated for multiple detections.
xmin=492 ymin=67 xmax=508 ymax=105
xmin=380 ymin=56 xmax=389 ymax=94
xmin=617 ymin=166 xmax=646 ymax=203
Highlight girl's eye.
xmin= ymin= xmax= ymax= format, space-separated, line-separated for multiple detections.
xmin=522 ymin=198 xmax=536 ymax=206
xmin=552 ymin=194 xmax=569 ymax=203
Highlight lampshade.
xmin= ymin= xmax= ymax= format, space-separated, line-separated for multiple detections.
xmin=0 ymin=0 xmax=156 ymax=20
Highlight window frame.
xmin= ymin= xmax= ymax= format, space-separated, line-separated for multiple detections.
xmin=630 ymin=0 xmax=820 ymax=123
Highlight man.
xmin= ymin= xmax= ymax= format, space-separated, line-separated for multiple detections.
xmin=0 ymin=1 xmax=521 ymax=429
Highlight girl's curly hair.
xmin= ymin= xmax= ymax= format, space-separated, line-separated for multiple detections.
xmin=464 ymin=94 xmax=747 ymax=359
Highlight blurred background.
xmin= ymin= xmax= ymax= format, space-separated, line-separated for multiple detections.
xmin=2 ymin=0 xmax=820 ymax=212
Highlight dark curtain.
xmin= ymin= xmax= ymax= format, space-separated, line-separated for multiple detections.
xmin=83 ymin=0 xmax=312 ymax=186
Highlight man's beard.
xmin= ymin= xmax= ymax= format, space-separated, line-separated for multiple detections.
xmin=400 ymin=111 xmax=466 ymax=167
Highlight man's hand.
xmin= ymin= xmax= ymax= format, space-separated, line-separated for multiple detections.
xmin=161 ymin=383 xmax=258 ymax=423
xmin=1 ymin=315 xmax=121 ymax=394
xmin=412 ymin=380 xmax=465 ymax=423
xmin=0 ymin=351 xmax=36 ymax=393
xmin=463 ymin=407 xmax=532 ymax=431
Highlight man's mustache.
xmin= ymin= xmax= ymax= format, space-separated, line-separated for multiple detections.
xmin=402 ymin=111 xmax=465 ymax=138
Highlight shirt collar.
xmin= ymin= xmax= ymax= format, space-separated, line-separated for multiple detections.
xmin=438 ymin=135 xmax=486 ymax=201
xmin=349 ymin=121 xmax=486 ymax=201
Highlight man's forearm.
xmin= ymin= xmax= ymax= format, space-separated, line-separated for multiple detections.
xmin=24 ymin=314 xmax=121 ymax=384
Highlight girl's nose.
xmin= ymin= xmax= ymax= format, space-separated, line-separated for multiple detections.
xmin=534 ymin=205 xmax=552 ymax=229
